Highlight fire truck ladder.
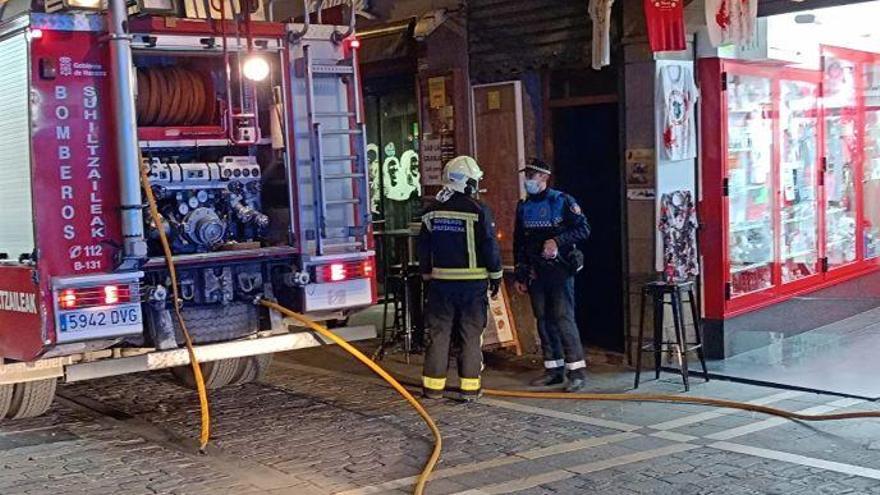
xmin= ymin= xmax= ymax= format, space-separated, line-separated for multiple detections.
xmin=301 ymin=42 xmax=369 ymax=256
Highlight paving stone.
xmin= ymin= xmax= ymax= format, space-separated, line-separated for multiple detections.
xmin=0 ymin=349 xmax=877 ymax=495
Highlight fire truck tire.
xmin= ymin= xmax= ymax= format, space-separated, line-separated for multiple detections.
xmin=325 ymin=318 xmax=350 ymax=329
xmin=230 ymin=353 xmax=273 ymax=385
xmin=171 ymin=303 xmax=260 ymax=344
xmin=0 ymin=384 xmax=12 ymax=418
xmin=6 ymin=379 xmax=56 ymax=419
xmin=170 ymin=358 xmax=242 ymax=390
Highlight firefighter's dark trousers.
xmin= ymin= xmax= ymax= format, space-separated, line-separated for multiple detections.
xmin=529 ymin=275 xmax=587 ymax=377
xmin=422 ymin=280 xmax=488 ymax=397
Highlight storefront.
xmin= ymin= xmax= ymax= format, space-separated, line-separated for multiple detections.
xmin=357 ymin=20 xmax=421 ymax=233
xmin=696 ymin=0 xmax=880 ymax=397
xmin=356 ymin=9 xmax=481 ymax=352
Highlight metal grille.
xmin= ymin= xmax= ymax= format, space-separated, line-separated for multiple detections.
xmin=0 ymin=33 xmax=35 ymax=260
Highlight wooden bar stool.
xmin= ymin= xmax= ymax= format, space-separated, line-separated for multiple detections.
xmin=634 ymin=280 xmax=709 ymax=391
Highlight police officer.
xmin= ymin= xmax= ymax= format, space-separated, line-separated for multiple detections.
xmin=419 ymin=156 xmax=503 ymax=402
xmin=514 ymin=158 xmax=591 ymax=392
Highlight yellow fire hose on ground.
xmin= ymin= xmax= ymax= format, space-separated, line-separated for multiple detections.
xmin=259 ymin=300 xmax=443 ymax=495
xmin=140 ymin=163 xmax=212 ymax=452
xmin=258 ymin=300 xmax=880 ymax=495
xmin=142 ymin=162 xmax=880 ymax=492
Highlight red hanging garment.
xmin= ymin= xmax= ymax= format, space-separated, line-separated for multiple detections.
xmin=644 ymin=0 xmax=686 ymax=52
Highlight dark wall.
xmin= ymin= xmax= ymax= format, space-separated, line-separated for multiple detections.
xmin=553 ymin=104 xmax=625 ymax=352
xmin=468 ymin=0 xmax=592 ymax=83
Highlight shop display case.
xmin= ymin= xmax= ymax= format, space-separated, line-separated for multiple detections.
xmin=823 ymin=46 xmax=880 ymax=266
xmin=701 ymin=53 xmax=880 ymax=319
xmin=699 ymin=59 xmax=825 ymax=318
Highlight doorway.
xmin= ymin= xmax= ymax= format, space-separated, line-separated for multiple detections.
xmin=472 ymin=81 xmax=525 ymax=266
xmin=552 ymin=103 xmax=625 ymax=352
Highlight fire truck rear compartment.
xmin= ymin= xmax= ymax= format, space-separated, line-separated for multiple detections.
xmin=133 ymin=50 xmax=289 ymax=258
xmin=130 ymin=48 xmax=284 ymax=350
xmin=131 ymin=26 xmax=374 ymax=332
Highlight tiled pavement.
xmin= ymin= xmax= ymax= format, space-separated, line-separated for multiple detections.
xmin=0 ymin=344 xmax=879 ymax=495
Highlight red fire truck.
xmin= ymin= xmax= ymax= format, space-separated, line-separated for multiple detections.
xmin=0 ymin=0 xmax=375 ymax=418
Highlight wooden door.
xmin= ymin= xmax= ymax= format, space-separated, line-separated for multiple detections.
xmin=472 ymin=82 xmax=525 ymax=266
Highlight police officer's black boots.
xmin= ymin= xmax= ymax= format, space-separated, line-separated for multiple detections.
xmin=565 ymin=370 xmax=587 ymax=393
xmin=529 ymin=367 xmax=565 ymax=387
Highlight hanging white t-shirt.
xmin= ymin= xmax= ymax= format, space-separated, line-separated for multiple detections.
xmin=589 ymin=0 xmax=614 ymax=70
xmin=657 ymin=64 xmax=699 ymax=161
xmin=705 ymin=0 xmax=758 ymax=47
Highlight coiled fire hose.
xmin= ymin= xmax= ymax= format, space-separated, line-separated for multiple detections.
xmin=136 ymin=66 xmax=217 ymax=127
xmin=258 ymin=301 xmax=880 ymax=495
xmin=140 ymin=162 xmax=213 ymax=452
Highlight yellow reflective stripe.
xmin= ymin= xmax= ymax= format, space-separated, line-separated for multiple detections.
xmin=432 ymin=268 xmax=489 ymax=280
xmin=466 ymin=219 xmax=476 ymax=268
xmin=460 ymin=377 xmax=481 ymax=391
xmin=433 ymin=268 xmax=487 ymax=274
xmin=422 ymin=376 xmax=446 ymax=391
xmin=432 ymin=211 xmax=479 ymax=222
xmin=433 ymin=273 xmax=488 ymax=280
xmin=489 ymin=270 xmax=503 ymax=280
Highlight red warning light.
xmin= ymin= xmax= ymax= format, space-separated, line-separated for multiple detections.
xmin=60 ymin=289 xmax=77 ymax=309
xmin=330 ymin=263 xmax=346 ymax=282
xmin=104 ymin=285 xmax=120 ymax=305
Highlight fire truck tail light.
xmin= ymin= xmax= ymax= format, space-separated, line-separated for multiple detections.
xmin=57 ymin=284 xmax=139 ymax=309
xmin=60 ymin=289 xmax=77 ymax=309
xmin=314 ymin=260 xmax=375 ymax=283
xmin=104 ymin=285 xmax=120 ymax=305
xmin=330 ymin=263 xmax=346 ymax=282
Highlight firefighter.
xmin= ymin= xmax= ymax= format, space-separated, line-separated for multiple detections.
xmin=513 ymin=158 xmax=591 ymax=392
xmin=419 ymin=156 xmax=503 ymax=402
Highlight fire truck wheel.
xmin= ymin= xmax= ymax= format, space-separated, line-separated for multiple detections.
xmin=171 ymin=303 xmax=260 ymax=345
xmin=0 ymin=384 xmax=12 ymax=418
xmin=230 ymin=353 xmax=274 ymax=385
xmin=169 ymin=358 xmax=242 ymax=390
xmin=6 ymin=379 xmax=57 ymax=419
xmin=325 ymin=317 xmax=350 ymax=329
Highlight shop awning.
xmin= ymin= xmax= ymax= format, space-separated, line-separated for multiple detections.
xmin=358 ymin=18 xmax=417 ymax=77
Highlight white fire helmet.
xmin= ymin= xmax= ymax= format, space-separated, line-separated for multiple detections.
xmin=442 ymin=155 xmax=483 ymax=193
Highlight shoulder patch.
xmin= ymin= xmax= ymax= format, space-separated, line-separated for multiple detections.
xmin=571 ymin=203 xmax=582 ymax=215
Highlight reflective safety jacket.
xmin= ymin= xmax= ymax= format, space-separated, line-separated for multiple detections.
xmin=514 ymin=188 xmax=591 ymax=282
xmin=418 ymin=192 xmax=503 ymax=282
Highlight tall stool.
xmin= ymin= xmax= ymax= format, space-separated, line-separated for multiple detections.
xmin=372 ymin=228 xmax=421 ymax=363
xmin=634 ymin=280 xmax=709 ymax=391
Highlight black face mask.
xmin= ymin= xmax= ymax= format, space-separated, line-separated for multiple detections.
xmin=464 ymin=179 xmax=479 ymax=196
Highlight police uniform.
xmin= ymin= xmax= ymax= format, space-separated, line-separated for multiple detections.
xmin=514 ymin=184 xmax=591 ymax=386
xmin=419 ymin=191 xmax=502 ymax=400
